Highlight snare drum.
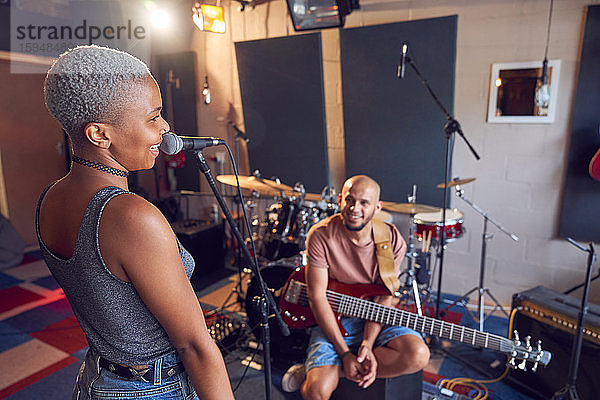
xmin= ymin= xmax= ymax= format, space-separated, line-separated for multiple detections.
xmin=414 ymin=209 xmax=464 ymax=242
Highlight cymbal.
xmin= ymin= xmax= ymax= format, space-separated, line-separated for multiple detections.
xmin=381 ymin=201 xmax=440 ymax=214
xmin=303 ymin=192 xmax=322 ymax=202
xmin=216 ymin=175 xmax=289 ymax=196
xmin=436 ymin=177 xmax=476 ymax=188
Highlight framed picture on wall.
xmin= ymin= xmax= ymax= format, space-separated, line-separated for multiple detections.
xmin=487 ymin=60 xmax=561 ymax=124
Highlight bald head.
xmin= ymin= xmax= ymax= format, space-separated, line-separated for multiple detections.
xmin=338 ymin=175 xmax=382 ymax=232
xmin=342 ymin=175 xmax=381 ymax=201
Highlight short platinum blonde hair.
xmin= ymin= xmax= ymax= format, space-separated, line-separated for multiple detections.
xmin=44 ymin=45 xmax=151 ymax=146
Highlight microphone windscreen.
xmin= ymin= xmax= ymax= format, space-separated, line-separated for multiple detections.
xmin=159 ymin=133 xmax=183 ymax=155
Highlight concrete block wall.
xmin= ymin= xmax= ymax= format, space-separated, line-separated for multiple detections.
xmin=192 ymin=0 xmax=600 ymax=305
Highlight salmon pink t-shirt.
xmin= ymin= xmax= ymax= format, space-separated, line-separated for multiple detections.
xmin=306 ymin=214 xmax=406 ymax=285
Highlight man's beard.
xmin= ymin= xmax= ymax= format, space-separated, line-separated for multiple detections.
xmin=342 ymin=209 xmax=375 ymax=232
xmin=343 ymin=221 xmax=367 ymax=231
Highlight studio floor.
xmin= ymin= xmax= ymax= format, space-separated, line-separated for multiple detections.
xmin=0 ymin=250 xmax=536 ymax=399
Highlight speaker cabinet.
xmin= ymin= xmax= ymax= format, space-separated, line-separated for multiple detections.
xmin=172 ymin=220 xmax=225 ymax=286
xmin=331 ymin=370 xmax=423 ymax=400
xmin=509 ymin=286 xmax=600 ymax=399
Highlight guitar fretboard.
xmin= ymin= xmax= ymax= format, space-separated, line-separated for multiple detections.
xmin=332 ymin=288 xmax=513 ymax=353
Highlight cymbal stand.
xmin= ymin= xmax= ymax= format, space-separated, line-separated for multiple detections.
xmin=403 ymin=184 xmax=423 ymax=316
xmin=446 ymin=185 xmax=518 ymax=331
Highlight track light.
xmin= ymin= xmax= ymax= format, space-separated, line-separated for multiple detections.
xmin=192 ymin=2 xmax=226 ymax=33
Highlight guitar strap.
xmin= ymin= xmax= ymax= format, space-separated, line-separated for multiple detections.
xmin=372 ymin=218 xmax=400 ymax=296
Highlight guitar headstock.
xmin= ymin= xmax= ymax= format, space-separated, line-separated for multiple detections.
xmin=507 ymin=330 xmax=552 ymax=372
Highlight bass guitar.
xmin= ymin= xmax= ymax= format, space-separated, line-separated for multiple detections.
xmin=280 ymin=267 xmax=551 ymax=372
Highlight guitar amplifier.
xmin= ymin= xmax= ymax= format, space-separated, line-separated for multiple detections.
xmin=171 ymin=219 xmax=225 ymax=287
xmin=509 ymin=286 xmax=600 ymax=399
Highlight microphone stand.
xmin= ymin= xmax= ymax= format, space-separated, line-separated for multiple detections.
xmin=405 ymin=53 xmax=480 ymax=321
xmin=195 ymin=150 xmax=289 ymax=400
xmin=552 ymin=239 xmax=597 ymax=400
xmin=232 ymin=123 xmax=249 ymax=290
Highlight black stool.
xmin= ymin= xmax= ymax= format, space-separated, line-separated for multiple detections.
xmin=331 ymin=370 xmax=423 ymax=400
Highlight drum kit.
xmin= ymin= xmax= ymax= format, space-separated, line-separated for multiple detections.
xmin=215 ymin=173 xmax=475 ymax=314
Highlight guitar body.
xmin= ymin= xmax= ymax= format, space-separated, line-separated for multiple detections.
xmin=280 ymin=267 xmax=394 ymax=336
xmin=590 ymin=126 xmax=600 ymax=181
xmin=590 ymin=147 xmax=600 ymax=181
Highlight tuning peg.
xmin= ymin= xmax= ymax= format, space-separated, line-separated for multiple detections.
xmin=518 ymin=359 xmax=527 ymax=371
xmin=525 ymin=335 xmax=532 ymax=351
xmin=532 ymin=339 xmax=542 ymax=372
xmin=513 ymin=330 xmax=521 ymax=345
xmin=508 ymin=357 xmax=517 ymax=369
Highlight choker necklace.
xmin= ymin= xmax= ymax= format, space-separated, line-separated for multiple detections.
xmin=71 ymin=155 xmax=129 ymax=178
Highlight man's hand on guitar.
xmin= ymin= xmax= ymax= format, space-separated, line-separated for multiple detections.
xmin=342 ymin=345 xmax=378 ymax=388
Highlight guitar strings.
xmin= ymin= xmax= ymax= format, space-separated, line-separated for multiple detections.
xmin=290 ymin=281 xmax=508 ymax=350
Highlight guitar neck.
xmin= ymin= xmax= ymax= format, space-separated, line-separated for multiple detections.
xmin=328 ymin=289 xmax=514 ymax=353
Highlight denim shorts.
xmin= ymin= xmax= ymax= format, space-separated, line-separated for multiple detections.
xmin=73 ymin=348 xmax=198 ymax=400
xmin=305 ymin=317 xmax=423 ymax=372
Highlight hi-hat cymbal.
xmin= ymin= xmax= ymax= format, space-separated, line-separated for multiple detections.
xmin=436 ymin=177 xmax=476 ymax=188
xmin=381 ymin=201 xmax=440 ymax=214
xmin=216 ymin=175 xmax=291 ymax=196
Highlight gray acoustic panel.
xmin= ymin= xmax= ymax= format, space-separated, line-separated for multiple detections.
xmin=235 ymin=34 xmax=329 ymax=194
xmin=341 ymin=16 xmax=457 ymax=206
xmin=559 ymin=5 xmax=600 ymax=242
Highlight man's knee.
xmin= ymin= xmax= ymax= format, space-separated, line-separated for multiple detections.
xmin=409 ymin=339 xmax=430 ymax=370
xmin=386 ymin=334 xmax=431 ymax=371
xmin=301 ymin=366 xmax=339 ymax=400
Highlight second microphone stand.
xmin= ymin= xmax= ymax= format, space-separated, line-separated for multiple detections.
xmin=552 ymin=239 xmax=597 ymax=400
xmin=195 ymin=150 xmax=289 ymax=400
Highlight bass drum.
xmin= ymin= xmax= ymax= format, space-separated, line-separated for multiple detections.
xmin=245 ymin=265 xmax=310 ymax=364
xmin=260 ymin=200 xmax=324 ymax=261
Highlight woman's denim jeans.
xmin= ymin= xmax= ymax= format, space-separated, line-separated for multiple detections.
xmin=73 ymin=349 xmax=199 ymax=399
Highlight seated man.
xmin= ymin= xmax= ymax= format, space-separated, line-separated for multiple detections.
xmin=283 ymin=175 xmax=430 ymax=399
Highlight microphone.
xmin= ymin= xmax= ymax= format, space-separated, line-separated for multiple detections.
xmin=397 ymin=42 xmax=408 ymax=79
xmin=159 ymin=132 xmax=225 ymax=155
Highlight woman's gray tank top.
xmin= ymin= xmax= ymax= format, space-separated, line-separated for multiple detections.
xmin=35 ymin=185 xmax=195 ymax=365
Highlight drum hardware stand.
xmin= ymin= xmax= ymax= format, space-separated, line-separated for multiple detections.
xmin=402 ymin=45 xmax=480 ymax=324
xmin=445 ymin=185 xmax=517 ymax=331
xmin=194 ymin=150 xmax=289 ymax=400
xmin=402 ymin=184 xmax=423 ymax=316
xmin=552 ymin=239 xmax=596 ymax=400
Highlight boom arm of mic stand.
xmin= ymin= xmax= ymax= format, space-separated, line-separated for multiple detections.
xmin=194 ymin=151 xmax=290 ymax=338
xmin=406 ymin=56 xmax=480 ymax=160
